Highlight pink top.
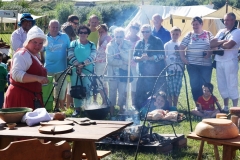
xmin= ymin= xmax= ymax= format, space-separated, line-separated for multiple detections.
xmin=125 ymin=35 xmax=140 ymax=66
xmin=96 ymin=35 xmax=111 ymax=63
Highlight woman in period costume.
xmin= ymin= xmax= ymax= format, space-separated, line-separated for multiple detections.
xmin=4 ymin=26 xmax=48 ymax=109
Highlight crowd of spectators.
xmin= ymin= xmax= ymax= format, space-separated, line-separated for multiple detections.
xmin=1 ymin=12 xmax=240 ymax=119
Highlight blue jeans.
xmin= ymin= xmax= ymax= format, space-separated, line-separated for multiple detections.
xmin=187 ymin=64 xmax=212 ymax=101
xmin=0 ymin=91 xmax=4 ymax=108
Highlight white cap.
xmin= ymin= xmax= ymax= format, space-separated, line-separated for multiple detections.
xmin=23 ymin=26 xmax=48 ymax=47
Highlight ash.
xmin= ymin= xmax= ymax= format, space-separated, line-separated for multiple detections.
xmin=100 ymin=107 xmax=171 ymax=146
xmin=100 ymin=125 xmax=172 ymax=146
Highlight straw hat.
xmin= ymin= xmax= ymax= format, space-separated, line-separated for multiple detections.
xmin=23 ymin=26 xmax=48 ymax=47
xmin=18 ymin=13 xmax=36 ymax=27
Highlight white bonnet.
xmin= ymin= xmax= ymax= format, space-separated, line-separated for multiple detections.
xmin=23 ymin=26 xmax=48 ymax=47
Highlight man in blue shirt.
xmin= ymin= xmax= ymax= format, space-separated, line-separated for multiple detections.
xmin=152 ymin=14 xmax=171 ymax=45
xmin=42 ymin=20 xmax=70 ymax=112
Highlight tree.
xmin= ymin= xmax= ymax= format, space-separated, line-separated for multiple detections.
xmin=55 ymin=2 xmax=74 ymax=24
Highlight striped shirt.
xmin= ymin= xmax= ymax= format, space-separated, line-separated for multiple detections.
xmin=180 ymin=30 xmax=214 ymax=66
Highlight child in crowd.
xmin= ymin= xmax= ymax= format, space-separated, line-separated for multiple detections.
xmin=164 ymin=26 xmax=184 ymax=111
xmin=191 ymin=83 xmax=220 ymax=118
xmin=149 ymin=91 xmax=170 ymax=111
xmin=140 ymin=91 xmax=170 ymax=118
xmin=0 ymin=52 xmax=7 ymax=108
xmin=0 ymin=52 xmax=7 ymax=69
xmin=6 ymin=59 xmax=12 ymax=86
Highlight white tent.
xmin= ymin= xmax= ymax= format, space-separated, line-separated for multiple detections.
xmin=126 ymin=5 xmax=225 ymax=40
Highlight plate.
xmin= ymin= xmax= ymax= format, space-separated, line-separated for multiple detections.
xmin=40 ymin=120 xmax=73 ymax=126
xmin=39 ymin=125 xmax=73 ymax=134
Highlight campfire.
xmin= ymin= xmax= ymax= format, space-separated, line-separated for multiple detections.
xmin=100 ymin=124 xmax=172 ymax=146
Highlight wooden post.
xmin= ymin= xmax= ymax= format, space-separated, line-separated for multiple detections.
xmin=197 ymin=140 xmax=205 ymax=160
xmin=226 ymin=0 xmax=228 ymax=13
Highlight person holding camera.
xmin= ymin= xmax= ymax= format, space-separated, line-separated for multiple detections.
xmin=179 ymin=16 xmax=213 ymax=102
xmin=210 ymin=13 xmax=240 ymax=112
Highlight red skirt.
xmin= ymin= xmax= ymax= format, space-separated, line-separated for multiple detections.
xmin=3 ymin=84 xmax=43 ymax=110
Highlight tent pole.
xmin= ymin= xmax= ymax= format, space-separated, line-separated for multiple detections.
xmin=0 ymin=17 xmax=3 ymax=32
xmin=226 ymin=0 xmax=228 ymax=13
xmin=170 ymin=14 xmax=173 ymax=27
xmin=15 ymin=12 xmax=18 ymax=30
xmin=125 ymin=49 xmax=132 ymax=111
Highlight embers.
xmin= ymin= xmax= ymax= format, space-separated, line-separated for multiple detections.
xmin=101 ymin=126 xmax=171 ymax=145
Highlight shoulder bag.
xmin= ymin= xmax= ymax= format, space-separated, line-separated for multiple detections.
xmin=70 ymin=75 xmax=87 ymax=99
xmin=212 ymin=27 xmax=237 ymax=68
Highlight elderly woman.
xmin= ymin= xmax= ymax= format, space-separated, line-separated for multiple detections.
xmin=68 ymin=25 xmax=96 ymax=117
xmin=93 ymin=24 xmax=111 ymax=105
xmin=106 ymin=27 xmax=132 ymax=117
xmin=133 ymin=24 xmax=165 ymax=111
xmin=125 ymin=22 xmax=140 ymax=106
xmin=179 ymin=16 xmax=213 ymax=102
xmin=4 ymin=26 xmax=48 ymax=109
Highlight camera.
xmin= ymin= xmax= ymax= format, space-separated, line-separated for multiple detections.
xmin=202 ymin=51 xmax=207 ymax=57
xmin=212 ymin=50 xmax=224 ymax=56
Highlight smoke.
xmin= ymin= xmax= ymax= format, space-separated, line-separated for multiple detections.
xmin=122 ymin=106 xmax=140 ymax=125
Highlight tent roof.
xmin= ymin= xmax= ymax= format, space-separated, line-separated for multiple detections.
xmin=126 ymin=5 xmax=225 ymax=40
xmin=1 ymin=13 xmax=44 ymax=23
xmin=204 ymin=5 xmax=240 ymax=20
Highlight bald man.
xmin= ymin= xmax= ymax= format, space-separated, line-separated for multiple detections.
xmin=152 ymin=14 xmax=171 ymax=45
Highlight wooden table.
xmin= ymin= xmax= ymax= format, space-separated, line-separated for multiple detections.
xmin=187 ymin=132 xmax=240 ymax=160
xmin=0 ymin=118 xmax=132 ymax=160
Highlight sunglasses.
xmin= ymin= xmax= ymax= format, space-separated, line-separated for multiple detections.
xmin=115 ymin=36 xmax=123 ymax=38
xmin=73 ymin=22 xmax=79 ymax=25
xmin=141 ymin=31 xmax=150 ymax=34
xmin=131 ymin=26 xmax=139 ymax=30
xmin=79 ymin=32 xmax=88 ymax=35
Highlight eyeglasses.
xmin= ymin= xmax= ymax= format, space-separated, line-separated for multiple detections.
xmin=141 ymin=31 xmax=150 ymax=34
xmin=79 ymin=32 xmax=88 ymax=34
xmin=115 ymin=36 xmax=123 ymax=38
xmin=131 ymin=26 xmax=139 ymax=30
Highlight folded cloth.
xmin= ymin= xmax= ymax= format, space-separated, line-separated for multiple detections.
xmin=21 ymin=108 xmax=51 ymax=126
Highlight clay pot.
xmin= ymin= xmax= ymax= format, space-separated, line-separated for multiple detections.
xmin=230 ymin=107 xmax=240 ymax=117
xmin=53 ymin=112 xmax=66 ymax=121
xmin=7 ymin=123 xmax=16 ymax=130
xmin=195 ymin=119 xmax=239 ymax=139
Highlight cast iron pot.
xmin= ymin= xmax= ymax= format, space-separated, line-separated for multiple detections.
xmin=84 ymin=106 xmax=110 ymax=120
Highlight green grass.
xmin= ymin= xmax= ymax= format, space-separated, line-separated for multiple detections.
xmin=3 ymin=32 xmax=240 ymax=159
xmin=0 ymin=34 xmax=11 ymax=45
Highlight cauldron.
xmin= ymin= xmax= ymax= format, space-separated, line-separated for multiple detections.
xmin=84 ymin=105 xmax=110 ymax=120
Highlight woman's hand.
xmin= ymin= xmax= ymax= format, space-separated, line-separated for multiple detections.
xmin=141 ymin=53 xmax=149 ymax=61
xmin=37 ymin=76 xmax=48 ymax=84
xmin=76 ymin=64 xmax=84 ymax=74
xmin=179 ymin=45 xmax=188 ymax=65
xmin=181 ymin=57 xmax=189 ymax=65
xmin=118 ymin=40 xmax=123 ymax=51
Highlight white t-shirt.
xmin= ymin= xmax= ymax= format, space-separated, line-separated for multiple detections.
xmin=164 ymin=40 xmax=183 ymax=71
xmin=215 ymin=29 xmax=240 ymax=62
xmin=11 ymin=48 xmax=42 ymax=82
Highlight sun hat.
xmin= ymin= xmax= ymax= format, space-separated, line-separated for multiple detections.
xmin=23 ymin=26 xmax=48 ymax=47
xmin=18 ymin=13 xmax=36 ymax=27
